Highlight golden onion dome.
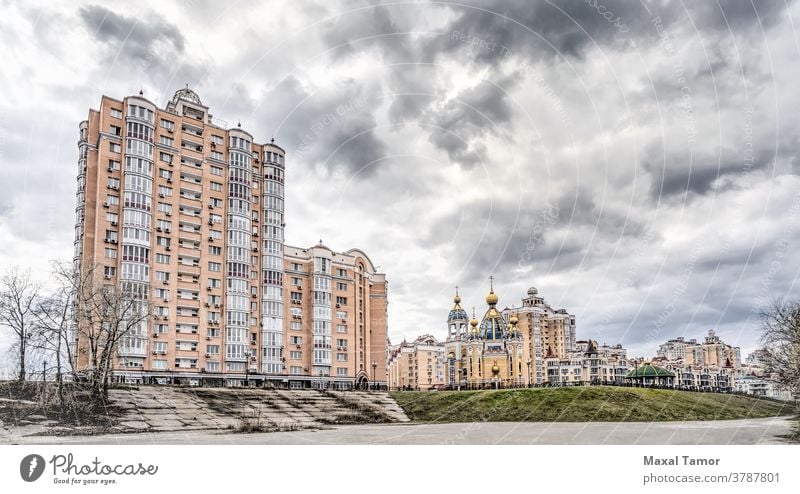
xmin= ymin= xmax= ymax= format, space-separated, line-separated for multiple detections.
xmin=486 ymin=290 xmax=498 ymax=305
xmin=509 ymin=313 xmax=518 ymax=325
xmin=491 ymin=362 xmax=500 ymax=374
xmin=470 ymin=306 xmax=479 ymax=328
xmin=454 ymin=294 xmax=461 ymax=304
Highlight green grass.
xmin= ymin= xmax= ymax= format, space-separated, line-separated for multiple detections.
xmin=391 ymin=386 xmax=796 ymax=423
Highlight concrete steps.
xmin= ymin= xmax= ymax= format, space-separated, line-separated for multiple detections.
xmin=108 ymin=387 xmax=409 ymax=433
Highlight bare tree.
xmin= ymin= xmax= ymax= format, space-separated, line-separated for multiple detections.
xmin=54 ymin=262 xmax=151 ymax=398
xmin=759 ymin=298 xmax=800 ymax=401
xmin=0 ymin=267 xmax=41 ymax=381
xmin=31 ymin=262 xmax=78 ymax=407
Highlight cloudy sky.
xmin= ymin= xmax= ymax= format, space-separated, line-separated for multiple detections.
xmin=1 ymin=0 xmax=799 ymax=366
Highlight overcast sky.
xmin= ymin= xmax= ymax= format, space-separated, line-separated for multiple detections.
xmin=1 ymin=0 xmax=800 ymax=369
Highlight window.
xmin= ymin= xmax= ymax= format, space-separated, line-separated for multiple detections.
xmin=126 ymin=122 xmax=152 ymax=141
xmin=108 ymin=159 xmax=121 ymax=171
xmin=159 ymin=135 xmax=174 ymax=147
xmin=290 ymin=336 xmax=302 ymax=345
xmin=208 ymin=262 xmax=221 ymax=272
xmin=103 ymin=266 xmax=116 ymax=277
xmin=290 ymin=351 xmax=302 ymax=360
xmin=336 ymin=324 xmax=347 ymax=333
xmin=210 ymin=198 xmax=223 ymax=208
xmin=290 ymin=366 xmax=303 ymax=375
xmin=159 ymin=169 xmax=173 ymax=179
xmin=151 ymin=360 xmax=167 ymax=370
xmin=104 ymin=248 xmax=117 ymax=258
xmin=230 ymin=136 xmax=251 ymax=150
xmin=336 ymin=282 xmax=347 ymax=291
xmin=106 ymin=212 xmax=118 ymax=222
xmin=158 ymin=186 xmax=172 ymax=197
xmin=210 ymin=166 xmax=223 ymax=176
xmin=336 ymin=339 xmax=348 ymax=349
xmin=160 ymin=152 xmax=173 ymax=163
xmin=208 ymin=278 xmax=221 ymax=288
xmin=290 ymin=292 xmax=302 ymax=303
xmin=106 ymin=195 xmax=119 ymax=206
xmin=157 ymin=203 xmax=172 ymax=214
xmin=291 ymin=277 xmax=302 ymax=286
xmin=290 ymin=321 xmax=302 ymax=330
xmin=337 ymin=353 xmax=347 ymax=362
xmin=209 ymin=245 xmax=221 ymax=256
xmin=128 ymin=105 xmax=154 ymax=122
xmin=156 ymin=253 xmax=170 ymax=264
xmin=109 ymin=125 xmax=121 ymax=136
xmin=210 ymin=151 xmax=223 ymax=161
xmin=337 ymin=268 xmax=347 ymax=277
xmin=337 ymin=367 xmax=348 ymax=376
xmin=125 ymin=156 xmax=151 ymax=175
xmin=314 ymin=257 xmax=331 ymax=274
xmin=206 ymin=345 xmax=220 ymax=354
xmin=155 ymin=271 xmax=169 ymax=282
xmin=110 ymin=108 xmax=123 ymax=119
xmin=336 ymin=296 xmax=347 ymax=306
xmin=211 ymin=135 xmax=223 ymax=145
xmin=109 ymin=142 xmax=121 ymax=153
xmin=122 ymin=245 xmax=150 ymax=263
xmin=209 ymin=230 xmax=222 ymax=240
xmin=210 ymin=182 xmax=222 ymax=192
xmin=160 ymin=119 xmax=174 ymax=131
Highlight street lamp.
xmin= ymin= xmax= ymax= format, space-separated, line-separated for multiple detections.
xmin=456 ymin=359 xmax=462 ymax=391
xmin=371 ymin=361 xmax=377 ymax=391
xmin=526 ymin=359 xmax=532 ymax=388
xmin=243 ymin=350 xmax=250 ymax=386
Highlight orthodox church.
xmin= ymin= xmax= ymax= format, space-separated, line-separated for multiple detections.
xmin=444 ymin=279 xmax=525 ymax=388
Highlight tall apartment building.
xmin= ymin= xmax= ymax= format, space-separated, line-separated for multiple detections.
xmin=73 ymin=87 xmax=387 ymax=389
xmin=500 ymin=286 xmax=575 ymax=386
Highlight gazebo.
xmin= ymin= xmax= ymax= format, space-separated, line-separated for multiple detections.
xmin=625 ymin=363 xmax=675 ymax=387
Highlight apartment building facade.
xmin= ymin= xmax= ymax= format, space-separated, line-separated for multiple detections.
xmin=387 ymin=334 xmax=446 ymax=390
xmin=73 ymin=87 xmax=387 ymax=388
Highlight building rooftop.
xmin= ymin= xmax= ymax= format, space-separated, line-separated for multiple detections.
xmin=625 ymin=363 xmax=675 ymax=379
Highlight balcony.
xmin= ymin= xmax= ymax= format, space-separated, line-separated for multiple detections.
xmin=118 ymin=346 xmax=147 ymax=357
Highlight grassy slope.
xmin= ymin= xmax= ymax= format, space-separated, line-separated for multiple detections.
xmin=391 ymin=386 xmax=795 ymax=422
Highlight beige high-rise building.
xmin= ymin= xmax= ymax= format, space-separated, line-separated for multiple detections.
xmin=73 ymin=87 xmax=387 ymax=389
xmin=502 ymin=287 xmax=576 ymax=386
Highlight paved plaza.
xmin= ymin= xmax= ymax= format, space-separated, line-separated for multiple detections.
xmin=5 ymin=416 xmax=794 ymax=445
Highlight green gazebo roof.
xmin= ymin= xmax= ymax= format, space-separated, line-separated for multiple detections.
xmin=625 ymin=364 xmax=674 ymax=379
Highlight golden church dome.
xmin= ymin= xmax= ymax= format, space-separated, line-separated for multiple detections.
xmin=486 ymin=290 xmax=498 ymax=305
xmin=509 ymin=314 xmax=518 ymax=325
